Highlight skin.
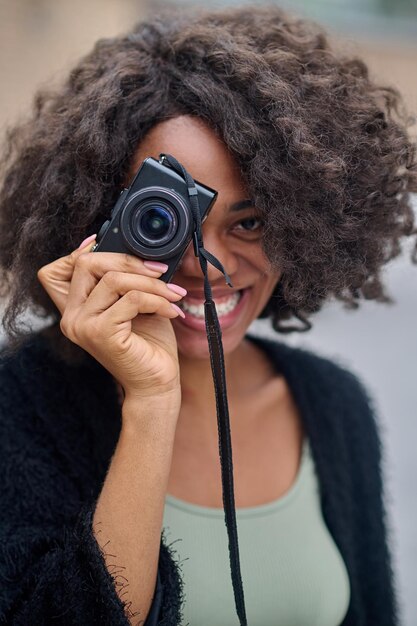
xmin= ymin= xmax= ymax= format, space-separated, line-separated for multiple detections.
xmin=37 ymin=114 xmax=304 ymax=622
xmin=130 ymin=116 xmax=280 ymax=352
xmin=129 ymin=115 xmax=304 ymax=507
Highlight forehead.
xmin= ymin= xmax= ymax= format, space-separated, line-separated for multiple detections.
xmin=130 ymin=115 xmax=248 ymax=201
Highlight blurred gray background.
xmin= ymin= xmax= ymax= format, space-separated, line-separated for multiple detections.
xmin=0 ymin=0 xmax=416 ymax=623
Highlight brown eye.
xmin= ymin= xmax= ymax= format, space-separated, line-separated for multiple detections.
xmin=235 ymin=217 xmax=263 ymax=232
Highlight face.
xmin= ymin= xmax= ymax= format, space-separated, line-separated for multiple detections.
xmin=130 ymin=115 xmax=281 ymax=359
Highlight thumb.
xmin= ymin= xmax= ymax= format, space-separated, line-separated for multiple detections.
xmin=37 ymin=234 xmax=96 ymax=314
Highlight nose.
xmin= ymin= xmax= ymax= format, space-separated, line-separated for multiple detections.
xmin=177 ymin=230 xmax=238 ymax=283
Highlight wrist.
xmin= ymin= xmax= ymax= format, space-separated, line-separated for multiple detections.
xmin=121 ymin=375 xmax=181 ymax=403
xmin=121 ymin=388 xmax=181 ymax=433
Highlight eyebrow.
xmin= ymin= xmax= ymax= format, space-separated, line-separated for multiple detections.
xmin=228 ymin=199 xmax=254 ymax=212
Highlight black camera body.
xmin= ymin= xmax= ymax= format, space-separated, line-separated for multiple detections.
xmin=93 ymin=156 xmax=218 ymax=282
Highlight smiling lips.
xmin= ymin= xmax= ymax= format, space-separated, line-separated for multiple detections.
xmin=180 ymin=291 xmax=241 ymax=319
xmin=179 ymin=291 xmax=242 ymax=318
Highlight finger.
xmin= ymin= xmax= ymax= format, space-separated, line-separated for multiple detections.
xmin=37 ymin=238 xmax=98 ymax=314
xmin=38 ymin=235 xmax=97 ymax=289
xmin=79 ymin=272 xmax=185 ymax=316
xmin=38 ymin=232 xmax=169 ymax=314
xmin=100 ymin=290 xmax=184 ymax=327
xmin=37 ymin=235 xmax=101 ymax=313
xmin=65 ymin=252 xmax=168 ymax=311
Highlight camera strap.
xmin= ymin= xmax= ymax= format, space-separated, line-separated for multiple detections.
xmin=161 ymin=154 xmax=248 ymax=626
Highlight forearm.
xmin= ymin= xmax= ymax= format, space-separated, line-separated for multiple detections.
xmin=92 ymin=396 xmax=179 ymax=624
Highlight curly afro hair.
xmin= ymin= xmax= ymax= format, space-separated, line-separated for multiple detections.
xmin=1 ymin=4 xmax=416 ymax=354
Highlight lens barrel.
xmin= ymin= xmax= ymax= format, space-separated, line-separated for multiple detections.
xmin=120 ymin=186 xmax=191 ymax=259
xmin=133 ymin=202 xmax=177 ymax=246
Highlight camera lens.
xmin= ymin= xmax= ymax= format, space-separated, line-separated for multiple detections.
xmin=120 ymin=186 xmax=192 ymax=260
xmin=131 ymin=200 xmax=177 ymax=247
xmin=139 ymin=205 xmax=174 ymax=242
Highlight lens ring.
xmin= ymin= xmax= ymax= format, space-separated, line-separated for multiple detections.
xmin=120 ymin=187 xmax=191 ymax=259
xmin=132 ymin=202 xmax=177 ymax=247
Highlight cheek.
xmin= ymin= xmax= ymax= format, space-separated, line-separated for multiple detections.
xmin=264 ymin=272 xmax=281 ymax=293
xmin=239 ymin=251 xmax=280 ymax=289
xmin=255 ymin=278 xmax=279 ymax=313
xmin=253 ymin=269 xmax=282 ymax=312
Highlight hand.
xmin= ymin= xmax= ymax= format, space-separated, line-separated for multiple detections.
xmin=37 ymin=236 xmax=186 ymax=403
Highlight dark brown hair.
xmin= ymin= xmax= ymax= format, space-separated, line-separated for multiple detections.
xmin=1 ymin=5 xmax=416 ymax=352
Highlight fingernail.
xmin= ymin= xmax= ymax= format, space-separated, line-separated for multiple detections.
xmin=143 ymin=261 xmax=169 ymax=272
xmin=78 ymin=234 xmax=96 ymax=249
xmin=171 ymin=303 xmax=185 ymax=318
xmin=167 ymin=283 xmax=187 ymax=297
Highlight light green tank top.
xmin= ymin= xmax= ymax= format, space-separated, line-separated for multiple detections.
xmin=162 ymin=439 xmax=350 ymax=626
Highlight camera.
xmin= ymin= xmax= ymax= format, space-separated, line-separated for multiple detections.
xmin=93 ymin=156 xmax=218 ymax=282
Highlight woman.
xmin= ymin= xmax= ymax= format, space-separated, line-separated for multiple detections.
xmin=0 ymin=5 xmax=415 ymax=626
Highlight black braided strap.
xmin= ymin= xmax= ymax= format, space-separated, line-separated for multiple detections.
xmin=204 ymin=300 xmax=247 ymax=626
xmin=161 ymin=154 xmax=247 ymax=626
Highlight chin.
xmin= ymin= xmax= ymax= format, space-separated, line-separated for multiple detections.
xmin=174 ymin=324 xmax=245 ymax=361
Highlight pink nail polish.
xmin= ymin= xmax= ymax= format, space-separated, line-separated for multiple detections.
xmin=143 ymin=261 xmax=169 ymax=272
xmin=171 ymin=303 xmax=185 ymax=318
xmin=78 ymin=234 xmax=96 ymax=249
xmin=167 ymin=283 xmax=187 ymax=297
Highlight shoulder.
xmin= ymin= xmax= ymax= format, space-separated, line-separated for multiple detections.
xmin=251 ymin=336 xmax=389 ymax=501
xmin=0 ymin=332 xmax=75 ymax=445
xmin=0 ymin=333 xmax=66 ymax=433
xmin=0 ymin=330 xmax=84 ymax=383
xmin=249 ymin=333 xmax=373 ymax=402
xmin=0 ymin=330 xmax=117 ymax=449
xmin=0 ymin=330 xmax=109 ymax=408
xmin=0 ymin=331 xmax=121 ymax=505
xmin=0 ymin=331 xmax=52 ymax=384
xmin=0 ymin=333 xmax=50 ymax=424
xmin=248 ymin=334 xmax=380 ymax=445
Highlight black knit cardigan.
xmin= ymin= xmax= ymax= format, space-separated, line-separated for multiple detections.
xmin=0 ymin=332 xmax=399 ymax=625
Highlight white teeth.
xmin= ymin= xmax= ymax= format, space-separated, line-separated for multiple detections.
xmin=179 ymin=291 xmax=242 ymax=318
